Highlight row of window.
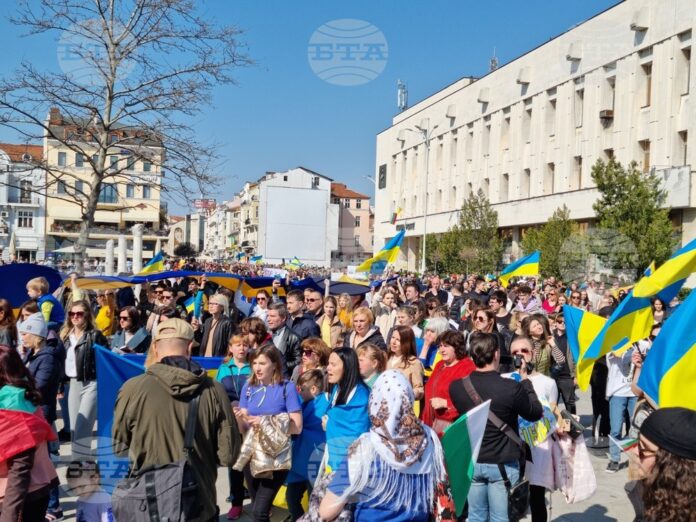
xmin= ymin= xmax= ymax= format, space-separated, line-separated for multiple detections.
xmin=331 ymin=197 xmax=363 ymax=209
xmin=55 ymin=180 xmax=152 ymax=202
xmin=56 ymin=151 xmax=152 ymax=172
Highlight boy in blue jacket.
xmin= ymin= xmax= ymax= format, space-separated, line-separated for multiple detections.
xmin=286 ymin=369 xmax=329 ymax=521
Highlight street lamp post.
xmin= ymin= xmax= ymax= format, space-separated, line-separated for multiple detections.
xmin=413 ymin=119 xmax=438 ymax=274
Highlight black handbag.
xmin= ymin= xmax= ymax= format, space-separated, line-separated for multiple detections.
xmin=461 ymin=377 xmax=530 ymax=522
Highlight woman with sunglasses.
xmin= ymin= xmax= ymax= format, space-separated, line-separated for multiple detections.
xmin=252 ymin=290 xmax=271 ymax=325
xmin=542 ymin=288 xmax=561 ymax=315
xmin=634 ymin=408 xmax=696 ymax=522
xmin=291 ymin=337 xmax=331 ymax=383
xmin=471 ymin=307 xmax=511 ymax=372
xmin=550 ymin=313 xmax=576 ymax=414
xmin=59 ymin=300 xmax=109 ymax=459
xmin=110 ymin=306 xmax=151 ymax=354
xmin=522 ymin=314 xmax=566 ymax=378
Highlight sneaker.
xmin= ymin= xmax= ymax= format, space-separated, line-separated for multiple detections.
xmin=45 ymin=510 xmax=64 ymax=521
xmin=227 ymin=506 xmax=243 ymax=520
xmin=606 ymin=461 xmax=620 ymax=473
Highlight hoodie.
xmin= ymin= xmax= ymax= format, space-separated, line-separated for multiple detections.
xmin=113 ymin=357 xmax=240 ymax=522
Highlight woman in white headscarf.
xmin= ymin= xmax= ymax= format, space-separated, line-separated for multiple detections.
xmin=318 ymin=370 xmax=452 ymax=521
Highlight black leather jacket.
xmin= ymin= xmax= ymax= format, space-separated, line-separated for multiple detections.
xmin=71 ymin=329 xmax=109 ymax=382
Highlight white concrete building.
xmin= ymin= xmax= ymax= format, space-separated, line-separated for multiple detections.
xmin=374 ymin=0 xmax=695 ymax=271
xmin=0 ymin=144 xmax=47 ymax=262
xmin=257 ymin=167 xmax=339 ymax=267
xmin=203 ymin=198 xmax=241 ymax=260
xmin=238 ymin=182 xmax=260 ymax=256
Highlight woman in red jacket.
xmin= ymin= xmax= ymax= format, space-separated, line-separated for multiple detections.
xmin=422 ymin=330 xmax=476 ymax=437
xmin=0 ymin=344 xmax=59 ymax=521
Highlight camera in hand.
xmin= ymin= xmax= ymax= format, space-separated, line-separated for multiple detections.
xmin=513 ymin=354 xmax=524 ymax=369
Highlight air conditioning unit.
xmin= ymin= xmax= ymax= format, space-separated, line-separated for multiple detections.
xmin=599 ymin=109 xmax=614 ymax=120
xmin=0 ymin=211 xmax=8 ymax=218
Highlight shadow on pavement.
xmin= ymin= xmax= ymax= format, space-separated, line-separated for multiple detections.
xmin=554 ymin=504 xmax=618 ymax=521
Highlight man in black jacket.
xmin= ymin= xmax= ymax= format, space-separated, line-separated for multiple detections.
xmin=285 ymin=289 xmax=320 ymax=340
xmin=267 ymin=302 xmax=302 ymax=378
xmin=193 ymin=294 xmax=237 ymax=357
xmin=450 ymin=332 xmax=543 ymax=522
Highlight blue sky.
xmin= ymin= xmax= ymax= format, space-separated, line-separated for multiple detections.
xmin=0 ymin=0 xmax=616 ymax=214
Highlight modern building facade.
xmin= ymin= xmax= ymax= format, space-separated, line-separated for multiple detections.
xmin=374 ymin=0 xmax=695 ymax=271
xmin=331 ymin=182 xmax=373 ymax=267
xmin=256 ymin=167 xmax=339 ymax=267
xmin=44 ymin=108 xmax=164 ymax=260
xmin=0 ymin=144 xmax=47 ymax=262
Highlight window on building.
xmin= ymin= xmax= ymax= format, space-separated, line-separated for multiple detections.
xmin=143 ymin=185 xmax=151 ymax=199
xmin=283 ymin=175 xmax=288 ymax=181
xmin=436 ymin=189 xmax=442 ymax=210
xmin=356 ymin=199 xmax=362 ymax=209
xmin=354 ymin=236 xmax=361 ymax=247
xmin=75 ymin=180 xmax=84 ymax=195
xmin=57 ymin=180 xmax=66 ymax=194
xmin=575 ymin=89 xmax=584 ymax=128
xmin=678 ymin=131 xmax=688 ymax=166
xmin=412 ymin=147 xmax=419 ymax=178
xmin=522 ymin=104 xmax=532 ymax=143
xmin=126 ymin=156 xmax=136 ymax=171
xmin=355 ymin=216 xmax=361 ymax=227
xmin=91 ymin=154 xmax=99 ymax=165
xmin=332 ymin=197 xmax=340 ymax=204
xmin=547 ymin=97 xmax=557 ymax=136
xmin=98 ymin=184 xmax=118 ymax=203
xmin=451 ymin=131 xmax=458 ymax=167
xmin=641 ymin=62 xmax=652 ymax=107
xmin=604 ymin=77 xmax=616 ymax=112
xmin=450 ymin=185 xmax=456 ymax=209
xmin=522 ymin=169 xmax=531 ymax=198
xmin=378 ymin=164 xmax=387 ymax=189
xmin=412 ymin=195 xmax=418 ymax=214
xmin=604 ymin=148 xmax=614 ymax=161
xmin=466 ymin=126 xmax=474 ymax=161
xmin=544 ymin=163 xmax=555 ymax=195
xmin=482 ymin=119 xmax=491 ymax=157
xmin=401 ymin=151 xmax=407 ymax=179
xmin=571 ymin=156 xmax=582 ymax=190
xmin=678 ymin=46 xmax=691 ymax=95
xmin=110 ymin=155 xmax=118 ymax=168
xmin=466 ymin=182 xmax=473 ymax=198
xmin=483 ymin=178 xmax=490 ymax=198
xmin=75 ymin=153 xmax=84 ymax=167
xmin=17 ymin=210 xmax=33 ymax=228
xmin=501 ymin=116 xmax=511 ymax=151
xmin=640 ymin=140 xmax=651 ymax=173
xmin=143 ymin=161 xmax=152 ymax=172
xmin=500 ymin=173 xmax=509 ymax=202
xmin=126 ymin=184 xmax=135 ymax=198
xmin=344 ymin=199 xmax=350 ymax=208
xmin=57 ymin=152 xmax=66 ymax=166
xmin=19 ymin=180 xmax=32 ymax=204
xmin=255 ymin=206 xmax=258 ymax=218
xmin=436 ymin=136 xmax=444 ymax=171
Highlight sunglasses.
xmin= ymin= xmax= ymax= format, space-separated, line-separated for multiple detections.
xmin=305 ymin=298 xmax=320 ymax=302
xmin=69 ymin=311 xmax=85 ymax=318
xmin=474 ymin=316 xmax=488 ymax=322
xmin=257 ymin=297 xmax=267 ymax=301
xmin=571 ymin=295 xmax=581 ymax=300
xmin=119 ymin=316 xmax=130 ymax=321
xmin=156 ymin=291 xmax=163 ymax=295
xmin=302 ymin=350 xmax=316 ymax=357
xmin=556 ymin=319 xmax=565 ymax=325
xmin=96 ymin=294 xmax=105 ymax=298
xmin=513 ymin=349 xmax=531 ymax=355
xmin=162 ymin=295 xmax=173 ymax=300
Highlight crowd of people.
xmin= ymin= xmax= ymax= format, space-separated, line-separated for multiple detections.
xmin=0 ymin=262 xmax=693 ymax=522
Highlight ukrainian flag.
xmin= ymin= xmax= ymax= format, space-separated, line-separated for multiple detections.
xmin=286 ymin=257 xmax=304 ymax=271
xmin=138 ymin=251 xmax=165 ymax=275
xmin=250 ymin=255 xmax=263 ymax=264
xmin=566 ymin=290 xmax=654 ymax=390
xmin=498 ymin=251 xmax=540 ymax=288
xmin=638 ymin=288 xmax=696 ymax=409
xmin=184 ymin=296 xmax=195 ymax=314
xmin=356 ymin=229 xmax=405 ymax=275
xmin=633 ymin=238 xmax=696 ymax=298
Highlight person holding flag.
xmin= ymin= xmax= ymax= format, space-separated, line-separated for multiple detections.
xmin=356 ymin=229 xmax=405 ymax=275
xmin=499 ymin=251 xmax=540 ymax=289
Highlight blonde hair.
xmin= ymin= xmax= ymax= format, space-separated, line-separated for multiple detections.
xmin=357 ymin=343 xmax=387 ymax=373
xmin=60 ymin=300 xmax=96 ymax=342
xmin=223 ymin=334 xmax=250 ymax=364
xmin=27 ymin=277 xmax=49 ymax=295
xmin=338 ymin=293 xmax=353 ymax=312
xmin=352 ymin=307 xmax=374 ymax=324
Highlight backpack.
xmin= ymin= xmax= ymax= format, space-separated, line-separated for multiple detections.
xmin=111 ymin=394 xmax=203 ymax=521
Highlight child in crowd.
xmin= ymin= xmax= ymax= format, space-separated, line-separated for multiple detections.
xmin=26 ymin=276 xmax=65 ymax=332
xmin=215 ymin=334 xmax=251 ymax=520
xmin=286 ymin=369 xmax=329 ymax=521
xmin=66 ymin=460 xmax=115 ymax=522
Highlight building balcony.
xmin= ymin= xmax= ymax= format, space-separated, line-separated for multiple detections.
xmin=7 ymin=195 xmax=41 ymax=207
xmin=49 ymin=222 xmax=163 ymax=239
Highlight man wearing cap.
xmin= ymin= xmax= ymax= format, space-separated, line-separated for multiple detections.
xmin=113 ymin=318 xmax=239 ymax=522
xmin=193 ymin=294 xmax=237 ymax=357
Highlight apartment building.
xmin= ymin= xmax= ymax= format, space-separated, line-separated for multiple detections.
xmin=44 ymin=108 xmax=164 ymax=260
xmin=374 ymin=0 xmax=695 ymax=271
xmin=0 ymin=144 xmax=46 ymax=261
xmin=331 ymin=182 xmax=373 ymax=267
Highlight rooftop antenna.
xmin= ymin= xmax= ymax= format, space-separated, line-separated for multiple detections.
xmin=397 ymin=79 xmax=408 ymax=111
xmin=489 ymin=47 xmax=499 ymax=72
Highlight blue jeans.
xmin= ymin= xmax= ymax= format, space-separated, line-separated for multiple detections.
xmin=468 ymin=461 xmax=520 ymax=522
xmin=609 ymin=395 xmax=637 ymax=462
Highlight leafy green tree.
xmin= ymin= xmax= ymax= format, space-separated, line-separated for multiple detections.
xmin=591 ymin=158 xmax=676 ymax=275
xmin=521 ymin=205 xmax=576 ymax=278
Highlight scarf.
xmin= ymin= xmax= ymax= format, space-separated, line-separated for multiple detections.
xmin=334 ymin=371 xmax=446 ymax=512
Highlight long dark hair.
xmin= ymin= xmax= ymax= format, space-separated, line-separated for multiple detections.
xmin=248 ymin=343 xmax=284 ymax=386
xmin=0 ymin=344 xmax=42 ymax=405
xmin=389 ymin=325 xmax=418 ymax=368
xmin=643 ymin=447 xmax=696 ymax=521
xmin=330 ymin=347 xmax=366 ymax=406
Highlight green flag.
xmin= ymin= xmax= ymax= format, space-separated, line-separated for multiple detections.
xmin=441 ymin=400 xmax=491 ymax=516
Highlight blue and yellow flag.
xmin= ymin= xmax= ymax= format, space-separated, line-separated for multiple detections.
xmin=566 ymin=289 xmax=654 ymax=390
xmin=137 ymin=251 xmax=165 ymax=275
xmin=250 ymin=255 xmax=263 ymax=264
xmin=356 ymin=229 xmax=405 ymax=274
xmin=285 ymin=257 xmax=304 ymax=271
xmin=634 ymin=238 xmax=696 ymax=298
xmin=638 ymin=289 xmax=696 ymax=409
xmin=499 ymin=251 xmax=540 ymax=288
xmin=184 ymin=296 xmax=195 ymax=314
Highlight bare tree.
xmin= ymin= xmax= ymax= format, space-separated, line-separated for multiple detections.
xmin=0 ymin=0 xmax=249 ymax=269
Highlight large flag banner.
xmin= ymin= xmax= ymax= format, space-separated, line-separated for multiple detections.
xmin=0 ymin=264 xmax=64 ymax=310
xmin=638 ymin=288 xmax=696 ymax=409
xmin=441 ymin=400 xmax=491 ymax=517
xmin=633 ymin=238 xmax=696 ymax=298
xmin=499 ymin=251 xmax=540 ymax=288
xmin=137 ymin=250 xmax=165 ymax=275
xmin=356 ymin=229 xmax=405 ymax=274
